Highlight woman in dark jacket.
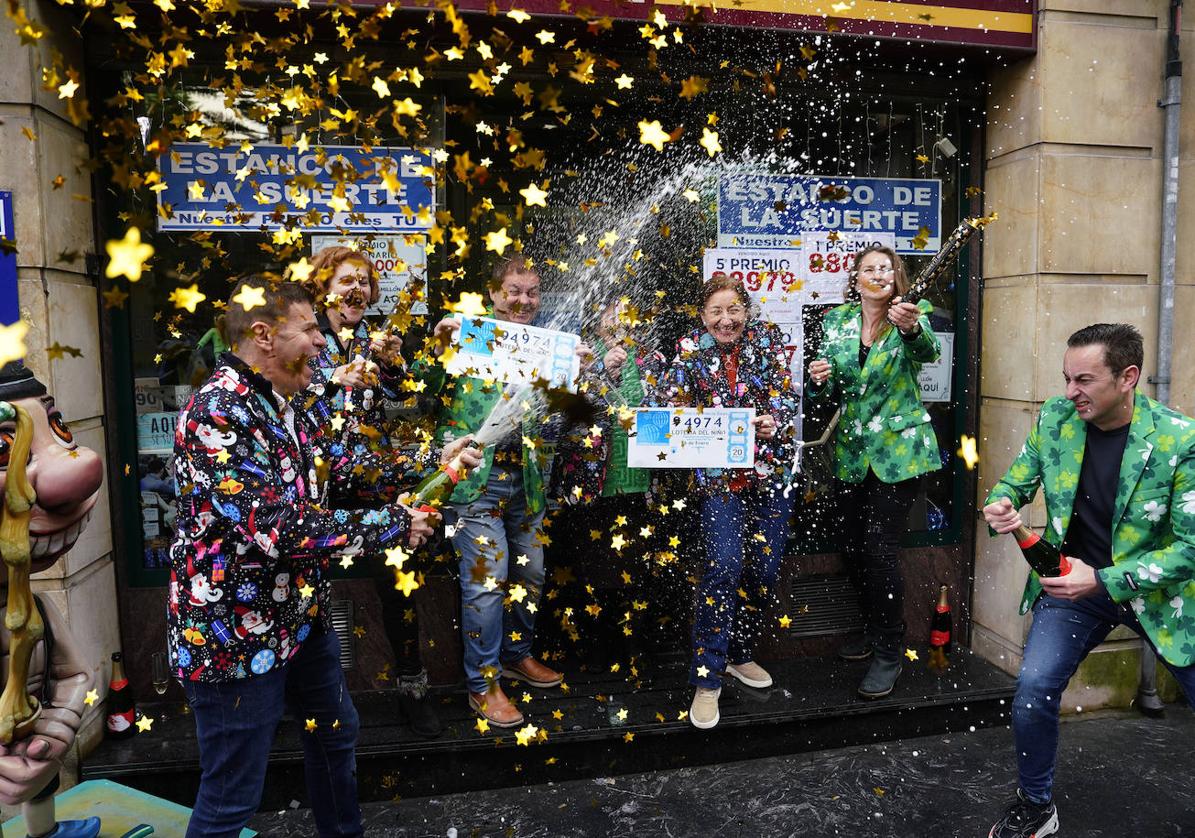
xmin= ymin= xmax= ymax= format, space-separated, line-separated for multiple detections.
xmin=653 ymin=274 xmax=798 ymax=729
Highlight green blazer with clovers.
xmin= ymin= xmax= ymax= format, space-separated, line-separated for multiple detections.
xmin=809 ymin=299 xmax=942 ymax=484
xmin=985 ymin=392 xmax=1195 ymax=667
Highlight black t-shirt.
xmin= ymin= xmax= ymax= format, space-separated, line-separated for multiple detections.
xmin=1061 ymin=422 xmax=1131 ymax=569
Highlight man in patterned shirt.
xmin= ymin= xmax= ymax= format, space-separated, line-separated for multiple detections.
xmin=982 ymin=323 xmax=1195 ymax=838
xmin=167 ymin=279 xmax=457 ymax=838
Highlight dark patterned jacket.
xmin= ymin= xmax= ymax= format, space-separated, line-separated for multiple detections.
xmin=651 ymin=321 xmax=799 ymax=494
xmin=167 ymin=355 xmax=412 ymax=683
xmin=305 ymin=313 xmax=406 ymax=457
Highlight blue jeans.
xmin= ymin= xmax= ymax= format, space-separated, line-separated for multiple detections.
xmin=181 ymin=627 xmax=362 ymax=838
xmin=446 ymin=464 xmax=546 ymax=693
xmin=1014 ymin=591 xmax=1195 ymax=804
xmin=691 ymin=484 xmax=795 ymax=688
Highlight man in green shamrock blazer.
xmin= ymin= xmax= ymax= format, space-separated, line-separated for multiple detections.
xmin=982 ymin=323 xmax=1195 ymax=838
xmin=415 ymin=256 xmax=592 ymax=730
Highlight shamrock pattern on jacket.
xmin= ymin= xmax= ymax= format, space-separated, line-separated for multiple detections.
xmin=808 ymin=299 xmax=942 ymax=484
xmin=986 ymin=392 xmax=1195 ymax=667
xmin=167 ymin=355 xmax=412 ymax=683
xmin=651 ymin=320 xmax=798 ymax=494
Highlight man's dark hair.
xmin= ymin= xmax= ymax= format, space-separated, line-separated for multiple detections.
xmin=489 ymin=255 xmax=536 ymax=288
xmin=1067 ymin=323 xmax=1144 ymax=375
xmin=220 ymin=278 xmax=314 ymax=348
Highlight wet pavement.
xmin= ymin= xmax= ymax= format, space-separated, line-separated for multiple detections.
xmin=250 ymin=707 xmax=1195 ymax=837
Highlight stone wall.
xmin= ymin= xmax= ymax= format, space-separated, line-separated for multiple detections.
xmin=976 ymin=0 xmax=1188 ymax=708
xmin=0 ymin=0 xmax=119 ymax=777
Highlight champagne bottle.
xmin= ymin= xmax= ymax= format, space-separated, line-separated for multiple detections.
xmin=408 ymin=446 xmax=475 ymax=511
xmin=902 ymin=214 xmax=996 ymax=305
xmin=1012 ymin=524 xmax=1072 ymax=578
xmin=929 ymin=585 xmax=952 ymax=654
xmin=105 ymin=652 xmax=136 ymax=740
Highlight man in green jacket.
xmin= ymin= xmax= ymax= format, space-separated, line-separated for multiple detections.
xmin=982 ymin=323 xmax=1195 ymax=838
xmin=421 ymin=256 xmax=592 ymax=728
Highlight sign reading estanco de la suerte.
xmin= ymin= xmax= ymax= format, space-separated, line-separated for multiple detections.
xmin=717 ymin=174 xmax=941 ymax=255
xmin=156 ymin=143 xmax=435 ymax=233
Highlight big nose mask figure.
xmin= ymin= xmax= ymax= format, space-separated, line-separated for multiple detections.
xmin=0 ymin=362 xmax=105 ymax=838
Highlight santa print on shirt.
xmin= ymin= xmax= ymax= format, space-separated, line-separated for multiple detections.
xmin=167 ymin=354 xmax=413 ymax=683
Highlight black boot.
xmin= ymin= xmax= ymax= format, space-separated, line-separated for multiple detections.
xmin=396 ymin=669 xmax=442 ymax=739
xmin=857 ymin=626 xmax=903 ymax=700
xmin=836 ymin=629 xmax=875 ymax=661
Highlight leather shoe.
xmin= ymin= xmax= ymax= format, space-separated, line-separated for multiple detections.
xmin=501 ymin=656 xmax=563 ymax=689
xmin=468 ymin=686 xmax=524 ymax=728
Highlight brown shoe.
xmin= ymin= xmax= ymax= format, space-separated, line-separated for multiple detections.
xmin=501 ymin=656 xmax=563 ymax=689
xmin=468 ymin=686 xmax=524 ymax=729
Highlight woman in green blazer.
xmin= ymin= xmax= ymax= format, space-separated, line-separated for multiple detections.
xmin=807 ymin=245 xmax=941 ymax=699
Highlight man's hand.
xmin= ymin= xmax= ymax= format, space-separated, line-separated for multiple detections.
xmin=1039 ymin=557 xmax=1101 ymax=601
xmin=0 ymin=736 xmax=61 ymax=806
xmin=887 ymin=298 xmax=922 ymax=335
xmin=576 ymin=342 xmax=596 ymax=371
xmin=332 ymin=355 xmax=377 ymax=389
xmin=983 ymin=497 xmax=1022 ymax=534
xmin=431 ymin=318 xmax=460 ymax=357
xmin=441 ymin=435 xmax=483 ymax=470
xmin=398 ymin=498 xmax=439 ymax=548
xmin=753 ymin=414 xmax=778 ymax=440
xmin=603 ymin=345 xmax=628 ymax=379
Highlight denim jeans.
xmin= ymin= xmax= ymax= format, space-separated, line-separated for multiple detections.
xmin=1014 ymin=591 xmax=1195 ymax=804
xmin=181 ymin=627 xmax=362 ymax=838
xmin=445 ymin=464 xmax=546 ymax=693
xmin=691 ymin=483 xmax=795 ymax=688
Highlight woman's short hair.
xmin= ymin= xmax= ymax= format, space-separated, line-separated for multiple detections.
xmin=845 ymin=245 xmax=909 ymax=302
xmin=308 ymin=246 xmax=380 ymax=308
xmin=702 ymin=273 xmax=751 ymax=309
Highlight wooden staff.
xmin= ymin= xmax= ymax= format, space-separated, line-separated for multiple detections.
xmin=0 ymin=401 xmax=43 ymax=744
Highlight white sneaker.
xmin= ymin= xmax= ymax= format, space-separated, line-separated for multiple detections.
xmin=689 ymin=686 xmax=721 ymax=729
xmin=726 ymin=660 xmax=773 ymax=689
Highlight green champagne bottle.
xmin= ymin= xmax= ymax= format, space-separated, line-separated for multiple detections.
xmin=1012 ymin=524 xmax=1072 ymax=577
xmin=408 ymin=447 xmax=472 ymax=511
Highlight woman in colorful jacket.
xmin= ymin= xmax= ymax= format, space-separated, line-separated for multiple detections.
xmin=551 ymin=296 xmax=670 ymax=677
xmin=807 ymin=244 xmax=941 ymax=700
xmin=301 ymin=245 xmax=475 ymax=739
xmin=653 ymin=274 xmax=798 ymax=730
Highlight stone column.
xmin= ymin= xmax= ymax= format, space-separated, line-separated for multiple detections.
xmin=976 ymin=0 xmax=1184 ymax=709
xmin=0 ymin=0 xmax=120 ymax=776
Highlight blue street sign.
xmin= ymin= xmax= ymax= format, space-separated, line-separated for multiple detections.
xmin=157 ymin=143 xmax=435 ymax=233
xmin=0 ymin=191 xmax=18 ymax=325
xmin=717 ymin=174 xmax=941 ymax=254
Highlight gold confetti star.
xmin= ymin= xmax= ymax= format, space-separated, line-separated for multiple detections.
xmin=778 ymin=615 xmax=792 ymax=629
xmin=136 ymin=716 xmax=154 ymax=733
xmin=519 ymin=182 xmax=548 ymax=207
xmin=168 ymin=283 xmax=206 ymax=313
xmin=102 ymin=286 xmax=129 ymax=309
xmin=232 ymin=284 xmax=266 ymax=312
xmin=0 ymin=321 xmax=29 ymax=366
xmin=475 ymin=717 xmax=490 ymax=734
xmin=83 ymin=689 xmax=99 ymax=707
xmin=484 ymin=227 xmax=514 ymax=255
xmin=637 ymin=119 xmax=671 ymax=152
xmin=905 ymin=648 xmax=919 ymax=662
xmin=700 ymin=127 xmax=723 ymax=157
xmin=957 ymin=435 xmax=979 ymax=470
xmin=105 ymin=227 xmax=154 ymax=282
xmin=395 ymin=570 xmax=419 ymax=596
xmin=623 ymin=732 xmax=635 ymax=743
xmin=614 ymin=74 xmax=633 ymax=89
xmin=288 ymin=257 xmax=314 ymax=283
xmin=515 ymin=723 xmax=539 ymax=746
xmin=57 ymin=79 xmax=79 ymax=99
xmin=696 ymin=665 xmax=709 ymax=678
xmin=384 ymin=545 xmax=409 ymax=569
xmin=305 ymin=718 xmax=318 ymax=731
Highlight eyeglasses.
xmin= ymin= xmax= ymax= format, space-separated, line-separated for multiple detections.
xmin=705 ymin=306 xmax=747 ymax=318
xmin=858 ymin=266 xmax=895 ymax=277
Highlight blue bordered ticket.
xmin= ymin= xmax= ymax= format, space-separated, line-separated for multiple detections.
xmin=627 ymin=408 xmax=756 ymax=469
xmin=445 ymin=315 xmax=581 ymax=392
